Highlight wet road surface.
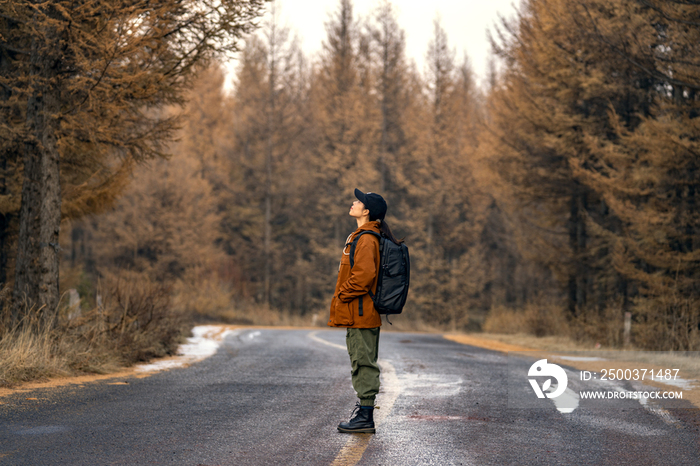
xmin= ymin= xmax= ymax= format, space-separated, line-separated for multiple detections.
xmin=1 ymin=328 xmax=699 ymax=465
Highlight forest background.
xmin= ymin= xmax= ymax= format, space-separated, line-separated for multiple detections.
xmin=1 ymin=0 xmax=699 ymax=383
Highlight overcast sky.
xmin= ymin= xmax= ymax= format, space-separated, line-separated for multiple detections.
xmin=230 ymin=0 xmax=521 ymax=87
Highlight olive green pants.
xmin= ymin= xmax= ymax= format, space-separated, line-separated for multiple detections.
xmin=346 ymin=327 xmax=381 ymax=406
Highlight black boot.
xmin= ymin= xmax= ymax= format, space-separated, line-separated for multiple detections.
xmin=337 ymin=403 xmax=376 ymax=434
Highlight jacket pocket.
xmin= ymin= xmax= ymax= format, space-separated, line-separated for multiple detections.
xmin=331 ymin=296 xmax=354 ymax=326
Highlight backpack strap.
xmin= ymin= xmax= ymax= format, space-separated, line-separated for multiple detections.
xmin=348 ymin=231 xmax=382 ymax=269
xmin=349 ymin=231 xmax=382 ymax=312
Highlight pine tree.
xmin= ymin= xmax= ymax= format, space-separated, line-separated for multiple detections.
xmin=0 ymin=0 xmax=265 ymax=325
xmin=67 ymin=64 xmax=234 ymax=318
xmin=360 ymin=0 xmax=413 ymax=231
xmin=304 ymin=0 xmax=379 ymax=308
xmin=482 ymin=0 xmax=640 ymax=317
xmin=406 ymin=18 xmax=481 ymax=328
xmin=224 ymin=4 xmax=310 ymax=310
xmin=366 ymin=0 xmax=408 ymax=193
xmin=85 ymin=149 xmax=223 ymax=283
xmin=480 ymin=0 xmax=700 ymax=348
xmin=566 ymin=0 xmax=700 ymax=348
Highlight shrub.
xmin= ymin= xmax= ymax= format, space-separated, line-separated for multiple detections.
xmin=0 ymin=273 xmax=187 ymax=387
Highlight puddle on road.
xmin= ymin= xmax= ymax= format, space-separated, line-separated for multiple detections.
xmin=399 ymin=373 xmax=463 ymax=397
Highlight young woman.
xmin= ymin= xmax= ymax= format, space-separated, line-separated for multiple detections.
xmin=329 ymin=188 xmax=402 ymax=434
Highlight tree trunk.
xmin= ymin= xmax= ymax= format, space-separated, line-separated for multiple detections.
xmin=567 ymin=183 xmax=587 ymax=315
xmin=379 ymin=42 xmax=389 ymax=193
xmin=0 ymin=14 xmax=19 ymax=299
xmin=263 ymin=9 xmax=277 ymax=309
xmin=0 ymin=149 xmax=8 ymax=289
xmin=0 ymin=213 xmax=8 ymax=289
xmin=13 ymin=21 xmax=63 ymax=326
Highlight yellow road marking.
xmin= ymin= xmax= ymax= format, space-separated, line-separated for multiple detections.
xmin=331 ymin=433 xmax=372 ymax=466
xmin=308 ymin=331 xmax=401 ymax=466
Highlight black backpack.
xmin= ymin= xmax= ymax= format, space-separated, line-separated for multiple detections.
xmin=349 ymin=231 xmax=410 ymax=323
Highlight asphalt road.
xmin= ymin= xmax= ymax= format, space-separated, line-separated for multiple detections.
xmin=1 ymin=328 xmax=699 ymax=465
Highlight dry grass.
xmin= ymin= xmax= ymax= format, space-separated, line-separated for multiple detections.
xmin=0 ymin=323 xmax=72 ymax=384
xmin=480 ymin=304 xmax=635 ymax=351
xmin=0 ymin=273 xmax=188 ymax=387
xmin=631 ymin=296 xmax=700 ymax=351
xmin=480 ymin=298 xmax=700 ymax=352
xmin=483 ymin=303 xmax=571 ymax=338
xmin=172 ymin=271 xmax=235 ymax=321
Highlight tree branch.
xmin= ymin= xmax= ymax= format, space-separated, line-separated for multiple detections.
xmin=578 ymin=1 xmax=700 ymax=91
xmin=0 ymin=42 xmax=30 ymax=55
xmin=637 ymin=0 xmax=700 ymax=27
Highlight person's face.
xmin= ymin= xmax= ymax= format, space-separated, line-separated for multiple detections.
xmin=349 ymin=199 xmax=369 ymax=218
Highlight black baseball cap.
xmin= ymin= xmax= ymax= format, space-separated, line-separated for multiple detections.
xmin=354 ymin=188 xmax=387 ymax=220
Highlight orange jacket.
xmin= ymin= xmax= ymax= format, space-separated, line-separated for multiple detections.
xmin=328 ymin=221 xmax=382 ymax=328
